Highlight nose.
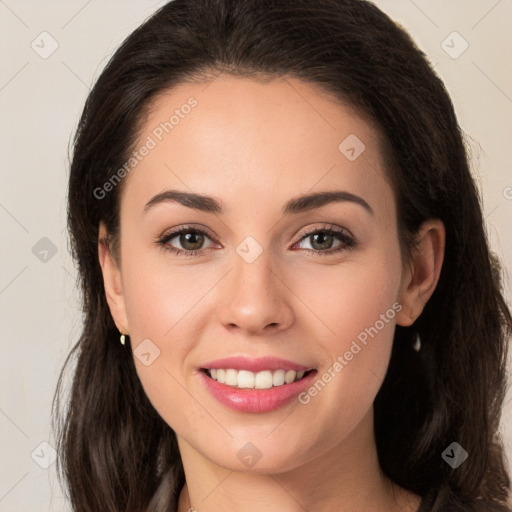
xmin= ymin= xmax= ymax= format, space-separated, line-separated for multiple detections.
xmin=216 ymin=247 xmax=295 ymax=336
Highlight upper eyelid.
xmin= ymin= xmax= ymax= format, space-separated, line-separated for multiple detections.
xmin=159 ymin=224 xmax=216 ymax=240
xmin=295 ymin=224 xmax=353 ymax=240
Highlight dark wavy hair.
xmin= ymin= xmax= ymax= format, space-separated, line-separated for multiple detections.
xmin=53 ymin=0 xmax=512 ymax=510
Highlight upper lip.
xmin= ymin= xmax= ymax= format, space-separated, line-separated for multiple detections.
xmin=200 ymin=356 xmax=313 ymax=372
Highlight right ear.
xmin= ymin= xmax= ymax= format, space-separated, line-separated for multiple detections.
xmin=98 ymin=221 xmax=129 ymax=334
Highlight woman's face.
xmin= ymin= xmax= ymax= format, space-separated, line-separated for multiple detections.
xmin=105 ymin=76 xmax=414 ymax=473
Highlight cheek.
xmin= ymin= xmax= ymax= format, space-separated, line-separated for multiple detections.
xmin=120 ymin=226 xmax=215 ymax=345
xmin=118 ymin=242 xmax=209 ymax=412
xmin=292 ymin=242 xmax=402 ymax=414
xmin=296 ymin=243 xmax=402 ymax=352
xmin=121 ymin=259 xmax=214 ymax=437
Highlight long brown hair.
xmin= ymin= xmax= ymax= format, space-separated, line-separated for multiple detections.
xmin=53 ymin=1 xmax=512 ymax=510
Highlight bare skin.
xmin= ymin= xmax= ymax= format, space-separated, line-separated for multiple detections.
xmin=98 ymin=75 xmax=444 ymax=512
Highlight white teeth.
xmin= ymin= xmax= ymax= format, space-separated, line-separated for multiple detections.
xmin=285 ymin=370 xmax=296 ymax=384
xmin=272 ymin=369 xmax=285 ymax=386
xmin=255 ymin=370 xmax=273 ymax=389
xmin=237 ymin=370 xmax=255 ymax=389
xmin=207 ymin=368 xmax=309 ymax=389
xmin=225 ymin=369 xmax=238 ymax=386
xmin=216 ymin=369 xmax=226 ymax=384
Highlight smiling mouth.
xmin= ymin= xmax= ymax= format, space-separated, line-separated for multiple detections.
xmin=201 ymin=368 xmax=316 ymax=390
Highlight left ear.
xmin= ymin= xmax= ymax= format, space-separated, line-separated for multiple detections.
xmin=396 ymin=219 xmax=445 ymax=327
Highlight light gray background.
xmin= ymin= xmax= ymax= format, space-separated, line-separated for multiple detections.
xmin=0 ymin=1 xmax=511 ymax=510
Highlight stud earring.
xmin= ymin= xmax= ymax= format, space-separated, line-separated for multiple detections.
xmin=120 ymin=332 xmax=127 ymax=345
xmin=412 ymin=333 xmax=421 ymax=352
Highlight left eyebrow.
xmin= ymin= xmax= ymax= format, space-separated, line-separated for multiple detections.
xmin=283 ymin=190 xmax=374 ymax=217
xmin=143 ymin=189 xmax=374 ymax=217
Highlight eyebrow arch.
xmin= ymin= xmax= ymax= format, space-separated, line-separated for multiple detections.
xmin=143 ymin=189 xmax=374 ymax=216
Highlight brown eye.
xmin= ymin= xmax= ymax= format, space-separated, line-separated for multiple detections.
xmin=178 ymin=232 xmax=205 ymax=251
xmin=294 ymin=225 xmax=356 ymax=256
xmin=309 ymin=232 xmax=336 ymax=251
xmin=157 ymin=226 xmax=216 ymax=256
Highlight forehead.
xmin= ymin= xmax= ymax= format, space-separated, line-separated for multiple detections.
xmin=121 ymin=75 xmax=393 ymax=220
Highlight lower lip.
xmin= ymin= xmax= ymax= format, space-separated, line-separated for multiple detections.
xmin=199 ymin=370 xmax=317 ymax=413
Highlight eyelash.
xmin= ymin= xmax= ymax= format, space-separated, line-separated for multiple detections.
xmin=156 ymin=224 xmax=357 ymax=258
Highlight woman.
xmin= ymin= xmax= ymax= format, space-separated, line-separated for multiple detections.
xmin=53 ymin=0 xmax=512 ymax=510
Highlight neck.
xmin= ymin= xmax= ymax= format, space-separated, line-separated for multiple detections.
xmin=176 ymin=407 xmax=420 ymax=512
